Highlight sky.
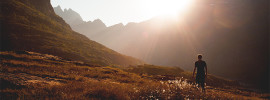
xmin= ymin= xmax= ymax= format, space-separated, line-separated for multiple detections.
xmin=50 ymin=0 xmax=195 ymax=26
xmin=51 ymin=0 xmax=155 ymax=26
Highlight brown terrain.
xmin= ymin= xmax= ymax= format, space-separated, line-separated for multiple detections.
xmin=1 ymin=51 xmax=269 ymax=99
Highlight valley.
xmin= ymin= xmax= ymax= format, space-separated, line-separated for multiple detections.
xmin=0 ymin=0 xmax=268 ymax=99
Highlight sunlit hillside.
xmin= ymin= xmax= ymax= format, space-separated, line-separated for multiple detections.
xmin=1 ymin=51 xmax=269 ymax=99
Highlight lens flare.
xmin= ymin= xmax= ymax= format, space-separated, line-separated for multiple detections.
xmin=141 ymin=0 xmax=194 ymax=17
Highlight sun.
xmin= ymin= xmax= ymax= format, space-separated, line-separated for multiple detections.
xmin=141 ymin=0 xmax=194 ymax=17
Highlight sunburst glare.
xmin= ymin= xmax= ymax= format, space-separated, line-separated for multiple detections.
xmin=141 ymin=0 xmax=194 ymax=17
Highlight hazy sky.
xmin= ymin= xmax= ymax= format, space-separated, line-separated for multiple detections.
xmin=51 ymin=0 xmax=155 ymax=26
xmin=50 ymin=0 xmax=195 ymax=26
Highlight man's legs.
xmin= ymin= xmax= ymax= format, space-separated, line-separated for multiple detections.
xmin=201 ymin=82 xmax=205 ymax=92
xmin=196 ymin=75 xmax=206 ymax=92
xmin=201 ymin=78 xmax=205 ymax=92
xmin=196 ymin=75 xmax=200 ymax=88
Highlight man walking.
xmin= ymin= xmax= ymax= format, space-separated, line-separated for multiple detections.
xmin=193 ymin=54 xmax=207 ymax=92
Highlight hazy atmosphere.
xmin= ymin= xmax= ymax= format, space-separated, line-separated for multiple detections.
xmin=51 ymin=0 xmax=156 ymax=26
xmin=1 ymin=0 xmax=269 ymax=99
xmin=51 ymin=0 xmax=194 ymax=26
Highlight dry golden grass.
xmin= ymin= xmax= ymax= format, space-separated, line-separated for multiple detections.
xmin=1 ymin=51 xmax=268 ymax=100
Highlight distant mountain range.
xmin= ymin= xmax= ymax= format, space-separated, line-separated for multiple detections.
xmin=53 ymin=6 xmax=107 ymax=38
xmin=0 ymin=0 xmax=143 ymax=67
xmin=53 ymin=1 xmax=269 ymax=89
xmin=53 ymin=5 xmax=84 ymax=26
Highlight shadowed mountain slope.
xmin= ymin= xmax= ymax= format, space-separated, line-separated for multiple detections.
xmin=0 ymin=0 xmax=143 ymax=67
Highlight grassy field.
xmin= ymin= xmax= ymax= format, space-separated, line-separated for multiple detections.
xmin=1 ymin=51 xmax=269 ymax=100
xmin=124 ymin=64 xmax=241 ymax=88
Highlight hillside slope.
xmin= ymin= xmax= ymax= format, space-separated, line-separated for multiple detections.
xmin=0 ymin=0 xmax=143 ymax=67
xmin=1 ymin=51 xmax=269 ymax=99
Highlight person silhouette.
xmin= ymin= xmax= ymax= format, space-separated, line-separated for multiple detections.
xmin=192 ymin=54 xmax=207 ymax=92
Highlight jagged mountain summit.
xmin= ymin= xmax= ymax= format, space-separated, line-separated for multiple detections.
xmin=53 ymin=5 xmax=84 ymax=26
xmin=53 ymin=6 xmax=108 ymax=38
xmin=72 ymin=19 xmax=107 ymax=38
xmin=0 ymin=0 xmax=144 ymax=67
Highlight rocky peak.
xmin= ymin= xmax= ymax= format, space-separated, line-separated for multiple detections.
xmin=54 ymin=6 xmax=84 ymax=26
xmin=93 ymin=19 xmax=103 ymax=24
xmin=109 ymin=23 xmax=124 ymax=29
xmin=55 ymin=5 xmax=62 ymax=10
xmin=92 ymin=19 xmax=106 ymax=27
xmin=53 ymin=5 xmax=64 ymax=15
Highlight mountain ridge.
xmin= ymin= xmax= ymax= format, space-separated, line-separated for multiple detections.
xmin=0 ymin=0 xmax=144 ymax=67
xmin=53 ymin=5 xmax=84 ymax=26
xmin=53 ymin=6 xmax=108 ymax=37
